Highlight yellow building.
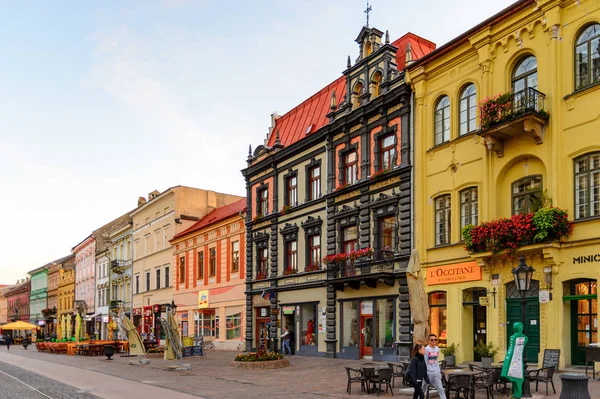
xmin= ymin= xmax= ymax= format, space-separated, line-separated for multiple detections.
xmin=407 ymin=0 xmax=600 ymax=368
xmin=57 ymin=259 xmax=76 ymax=318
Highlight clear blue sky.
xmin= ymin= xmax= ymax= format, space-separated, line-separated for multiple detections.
xmin=0 ymin=0 xmax=516 ymax=285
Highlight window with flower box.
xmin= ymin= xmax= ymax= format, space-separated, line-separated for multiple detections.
xmin=285 ymin=173 xmax=298 ymax=207
xmin=308 ymin=165 xmax=321 ymax=201
xmin=512 ymin=175 xmax=542 ymax=215
xmin=307 ymin=234 xmax=321 ymax=271
xmin=342 ymin=225 xmax=358 ymax=253
xmin=435 ymin=195 xmax=451 ymax=246
xmin=574 ymin=152 xmax=600 ymax=219
xmin=460 ymin=187 xmax=478 ymax=230
xmin=285 ymin=240 xmax=297 ymax=273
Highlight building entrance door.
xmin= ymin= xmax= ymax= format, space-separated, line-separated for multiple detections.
xmin=567 ymin=279 xmax=598 ymax=365
xmin=360 ymin=301 xmax=373 ymax=359
xmin=506 ymin=298 xmax=540 ymax=363
xmin=473 ymin=305 xmax=487 ymax=361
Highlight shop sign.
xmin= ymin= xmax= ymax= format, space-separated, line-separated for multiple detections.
xmin=479 ymin=296 xmax=490 ymax=306
xmin=539 ymin=290 xmax=550 ymax=303
xmin=361 ymin=302 xmax=373 ymax=315
xmin=318 ymin=306 xmax=326 ymax=333
xmin=427 ymin=261 xmax=482 ymax=285
xmin=282 ymin=306 xmax=295 ymax=315
xmin=573 ymin=254 xmax=600 ymax=264
xmin=102 ymin=316 xmax=109 ymax=323
xmin=133 ymin=308 xmax=142 ymax=316
xmin=198 ymin=290 xmax=209 ymax=309
xmin=260 ymin=308 xmax=268 ymax=317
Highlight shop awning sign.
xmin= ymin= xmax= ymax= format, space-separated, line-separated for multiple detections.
xmin=198 ymin=290 xmax=209 ymax=309
xmin=427 ymin=261 xmax=482 ymax=285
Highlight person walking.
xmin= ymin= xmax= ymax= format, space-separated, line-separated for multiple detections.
xmin=280 ymin=325 xmax=291 ymax=355
xmin=408 ymin=342 xmax=429 ymax=399
xmin=5 ymin=334 xmax=13 ymax=351
xmin=423 ymin=334 xmax=446 ymax=399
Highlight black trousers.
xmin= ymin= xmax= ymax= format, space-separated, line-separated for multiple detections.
xmin=412 ymin=380 xmax=424 ymax=399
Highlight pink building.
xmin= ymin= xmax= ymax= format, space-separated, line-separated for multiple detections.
xmin=4 ymin=279 xmax=31 ymax=337
xmin=72 ymin=235 xmax=96 ymax=319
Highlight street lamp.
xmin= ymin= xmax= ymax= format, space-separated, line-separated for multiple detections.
xmin=511 ymin=255 xmax=534 ymax=398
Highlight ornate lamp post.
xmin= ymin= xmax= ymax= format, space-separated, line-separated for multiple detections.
xmin=511 ymin=255 xmax=534 ymax=398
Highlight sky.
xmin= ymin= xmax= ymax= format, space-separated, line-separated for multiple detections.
xmin=0 ymin=0 xmax=518 ymax=285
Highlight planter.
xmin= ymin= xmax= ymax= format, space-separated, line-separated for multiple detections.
xmin=104 ymin=344 xmax=115 ymax=360
xmin=481 ymin=357 xmax=493 ymax=368
xmin=231 ymin=359 xmax=290 ymax=370
xmin=145 ymin=352 xmax=165 ymax=359
xmin=444 ymin=355 xmax=455 ymax=367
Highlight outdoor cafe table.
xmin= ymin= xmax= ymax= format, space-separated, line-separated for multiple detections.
xmin=444 ymin=369 xmax=480 ymax=398
xmin=360 ymin=363 xmax=390 ymax=394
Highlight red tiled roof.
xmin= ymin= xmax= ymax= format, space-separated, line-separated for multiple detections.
xmin=266 ymin=32 xmax=436 ymax=148
xmin=172 ymin=198 xmax=246 ymax=240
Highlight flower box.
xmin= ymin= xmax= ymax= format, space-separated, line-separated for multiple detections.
xmin=322 ymin=248 xmax=374 ymax=265
xmin=462 ymin=207 xmax=573 ymax=256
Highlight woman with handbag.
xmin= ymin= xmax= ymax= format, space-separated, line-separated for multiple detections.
xmin=408 ymin=342 xmax=429 ymax=399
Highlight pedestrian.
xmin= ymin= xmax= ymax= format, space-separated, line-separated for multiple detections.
xmin=5 ymin=334 xmax=13 ymax=351
xmin=408 ymin=342 xmax=429 ymax=399
xmin=423 ymin=334 xmax=446 ymax=399
xmin=280 ymin=325 xmax=291 ymax=355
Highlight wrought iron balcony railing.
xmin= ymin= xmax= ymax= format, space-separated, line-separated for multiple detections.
xmin=326 ymin=250 xmax=396 ymax=279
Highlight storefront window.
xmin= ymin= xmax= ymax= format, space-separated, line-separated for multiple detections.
xmin=194 ymin=311 xmax=215 ymax=338
xmin=300 ymin=303 xmax=317 ymax=346
xmin=375 ymin=298 xmax=394 ymax=348
xmin=342 ymin=301 xmax=358 ymax=347
xmin=226 ymin=312 xmax=242 ymax=339
xmin=429 ymin=291 xmax=447 ymax=347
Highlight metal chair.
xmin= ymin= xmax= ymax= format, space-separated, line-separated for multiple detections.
xmin=371 ymin=368 xmax=394 ymax=397
xmin=529 ymin=365 xmax=556 ymax=396
xmin=473 ymin=369 xmax=495 ymax=399
xmin=362 ymin=366 xmax=377 ymax=394
xmin=447 ymin=374 xmax=473 ymax=399
xmin=387 ymin=362 xmax=406 ymax=388
xmin=345 ymin=367 xmax=367 ymax=394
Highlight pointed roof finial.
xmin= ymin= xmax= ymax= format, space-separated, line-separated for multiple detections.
xmin=385 ymin=30 xmax=390 ymax=44
xmin=330 ymin=90 xmax=337 ymax=111
xmin=275 ymin=130 xmax=281 ymax=145
xmin=248 ymin=144 xmax=252 ymax=159
xmin=405 ymin=42 xmax=413 ymax=66
xmin=347 ymin=55 xmax=352 ymax=69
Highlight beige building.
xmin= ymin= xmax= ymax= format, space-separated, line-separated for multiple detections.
xmin=0 ymin=285 xmax=14 ymax=325
xmin=131 ymin=186 xmax=242 ymax=341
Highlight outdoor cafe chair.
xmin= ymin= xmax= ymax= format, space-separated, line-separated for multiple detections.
xmin=472 ymin=369 xmax=495 ymax=399
xmin=371 ymin=367 xmax=394 ymax=397
xmin=345 ymin=367 xmax=367 ymax=395
xmin=528 ymin=365 xmax=556 ymax=396
xmin=446 ymin=374 xmax=473 ymax=399
xmin=387 ymin=362 xmax=406 ymax=388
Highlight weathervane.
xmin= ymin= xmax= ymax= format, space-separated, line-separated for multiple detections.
xmin=364 ymin=1 xmax=372 ymax=28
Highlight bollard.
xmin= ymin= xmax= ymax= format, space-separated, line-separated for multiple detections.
xmin=559 ymin=373 xmax=590 ymax=399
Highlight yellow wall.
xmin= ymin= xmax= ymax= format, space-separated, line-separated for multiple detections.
xmin=407 ymin=0 xmax=600 ymax=368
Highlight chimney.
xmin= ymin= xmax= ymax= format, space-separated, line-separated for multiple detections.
xmin=138 ymin=196 xmax=147 ymax=207
xmin=266 ymin=112 xmax=280 ymax=145
xmin=148 ymin=190 xmax=160 ymax=200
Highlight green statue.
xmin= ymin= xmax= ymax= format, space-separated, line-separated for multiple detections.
xmin=501 ymin=322 xmax=528 ymax=398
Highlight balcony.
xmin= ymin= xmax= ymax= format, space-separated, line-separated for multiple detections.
xmin=478 ymin=88 xmax=549 ymax=158
xmin=110 ymin=259 xmax=131 ymax=274
xmin=325 ymin=250 xmax=397 ymax=291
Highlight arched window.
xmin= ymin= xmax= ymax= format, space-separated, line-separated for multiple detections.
xmin=574 ymin=152 xmax=600 ymax=219
xmin=459 ymin=84 xmax=477 ymax=135
xmin=371 ymin=71 xmax=383 ymax=97
xmin=434 ymin=96 xmax=450 ymax=145
xmin=429 ymin=292 xmax=448 ymax=347
xmin=512 ymin=55 xmax=538 ymax=93
xmin=352 ymin=82 xmax=363 ymax=108
xmin=575 ymin=23 xmax=600 ymax=90
xmin=460 ymin=187 xmax=478 ymax=229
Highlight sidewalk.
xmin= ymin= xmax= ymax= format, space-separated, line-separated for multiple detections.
xmin=2 ymin=346 xmax=600 ymax=398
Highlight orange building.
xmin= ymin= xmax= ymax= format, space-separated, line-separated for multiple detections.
xmin=170 ymin=198 xmax=246 ymax=351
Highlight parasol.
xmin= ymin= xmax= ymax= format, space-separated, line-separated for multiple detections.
xmin=406 ymin=249 xmax=430 ymax=344
xmin=0 ymin=321 xmax=40 ymax=330
xmin=119 ymin=313 xmax=146 ymax=356
xmin=66 ymin=314 xmax=72 ymax=339
xmin=75 ymin=314 xmax=81 ymax=342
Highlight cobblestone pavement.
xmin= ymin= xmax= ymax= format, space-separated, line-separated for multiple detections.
xmin=3 ymin=345 xmax=600 ymax=398
xmin=0 ymin=360 xmax=100 ymax=399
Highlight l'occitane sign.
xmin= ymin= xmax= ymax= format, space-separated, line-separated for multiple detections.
xmin=427 ymin=261 xmax=482 ymax=285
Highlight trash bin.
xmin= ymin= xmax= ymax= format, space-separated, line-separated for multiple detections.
xmin=560 ymin=373 xmax=590 ymax=399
